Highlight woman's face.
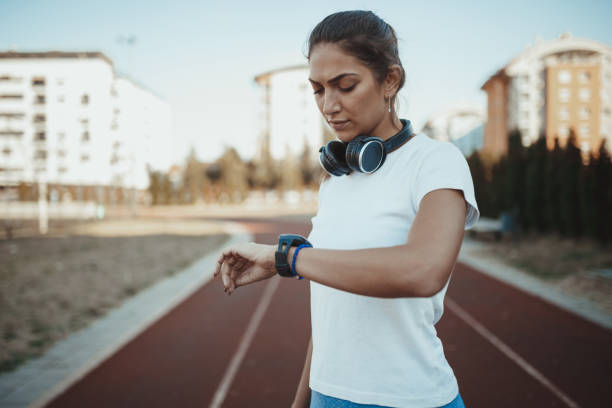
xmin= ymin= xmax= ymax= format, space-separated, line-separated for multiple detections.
xmin=308 ymin=42 xmax=388 ymax=143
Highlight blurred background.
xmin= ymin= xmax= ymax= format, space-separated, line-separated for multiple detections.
xmin=1 ymin=1 xmax=612 ymax=407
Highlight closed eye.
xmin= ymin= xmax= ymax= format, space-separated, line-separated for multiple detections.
xmin=313 ymin=84 xmax=356 ymax=95
xmin=340 ymin=84 xmax=356 ymax=92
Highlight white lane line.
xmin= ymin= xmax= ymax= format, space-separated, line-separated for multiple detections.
xmin=445 ymin=297 xmax=582 ymax=408
xmin=209 ymin=276 xmax=281 ymax=408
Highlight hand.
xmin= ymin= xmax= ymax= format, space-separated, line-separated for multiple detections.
xmin=213 ymin=242 xmax=277 ymax=295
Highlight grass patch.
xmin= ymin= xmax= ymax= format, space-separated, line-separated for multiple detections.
xmin=0 ymin=223 xmax=231 ymax=373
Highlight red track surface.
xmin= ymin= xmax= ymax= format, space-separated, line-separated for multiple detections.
xmin=47 ymin=217 xmax=612 ymax=407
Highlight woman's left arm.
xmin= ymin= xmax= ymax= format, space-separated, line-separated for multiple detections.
xmin=289 ymin=188 xmax=467 ymax=298
xmin=216 ymin=188 xmax=466 ymax=298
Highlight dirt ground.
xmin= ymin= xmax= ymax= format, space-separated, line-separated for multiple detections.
xmin=470 ymin=232 xmax=612 ymax=315
xmin=0 ymin=218 xmax=231 ymax=373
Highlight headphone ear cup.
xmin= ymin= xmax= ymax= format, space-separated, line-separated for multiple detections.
xmin=346 ymin=136 xmax=385 ymax=173
xmin=345 ymin=137 xmax=365 ymax=172
xmin=319 ymin=140 xmax=351 ymax=176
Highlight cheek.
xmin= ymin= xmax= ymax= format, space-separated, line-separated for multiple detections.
xmin=345 ymin=87 xmax=381 ymax=119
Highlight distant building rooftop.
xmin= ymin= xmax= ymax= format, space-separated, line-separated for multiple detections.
xmin=0 ymin=51 xmax=114 ymax=67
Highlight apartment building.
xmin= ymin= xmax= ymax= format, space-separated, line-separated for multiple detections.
xmin=0 ymin=51 xmax=171 ymax=203
xmin=421 ymin=104 xmax=485 ymax=157
xmin=481 ymin=33 xmax=612 ymax=161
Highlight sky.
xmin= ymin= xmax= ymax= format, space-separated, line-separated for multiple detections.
xmin=2 ymin=0 xmax=612 ymax=168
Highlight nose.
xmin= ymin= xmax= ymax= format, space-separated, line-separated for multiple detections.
xmin=322 ymin=91 xmax=340 ymax=116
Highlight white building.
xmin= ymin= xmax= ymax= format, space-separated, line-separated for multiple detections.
xmin=0 ymin=51 xmax=171 ymax=202
xmin=421 ymin=104 xmax=486 ymax=144
xmin=253 ymin=65 xmax=328 ymax=164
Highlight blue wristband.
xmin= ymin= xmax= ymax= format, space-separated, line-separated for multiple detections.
xmin=292 ymin=243 xmax=312 ymax=280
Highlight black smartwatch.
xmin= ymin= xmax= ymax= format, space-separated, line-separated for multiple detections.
xmin=275 ymin=234 xmax=312 ymax=277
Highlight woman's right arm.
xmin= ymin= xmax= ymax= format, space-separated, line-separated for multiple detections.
xmin=292 ymin=335 xmax=313 ymax=408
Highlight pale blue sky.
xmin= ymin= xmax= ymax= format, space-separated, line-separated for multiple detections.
xmin=1 ymin=0 xmax=611 ymax=166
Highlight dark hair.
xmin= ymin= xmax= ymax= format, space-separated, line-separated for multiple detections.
xmin=306 ymin=10 xmax=406 ymax=184
xmin=306 ymin=10 xmax=405 ymax=111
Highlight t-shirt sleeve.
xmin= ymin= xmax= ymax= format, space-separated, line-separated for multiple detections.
xmin=412 ymin=142 xmax=480 ymax=230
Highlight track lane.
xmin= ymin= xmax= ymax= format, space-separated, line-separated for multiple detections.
xmin=45 ymin=216 xmax=612 ymax=407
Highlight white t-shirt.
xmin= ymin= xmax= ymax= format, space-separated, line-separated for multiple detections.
xmin=306 ymin=132 xmax=480 ymax=407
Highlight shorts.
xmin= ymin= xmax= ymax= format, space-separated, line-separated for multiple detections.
xmin=309 ymin=390 xmax=466 ymax=408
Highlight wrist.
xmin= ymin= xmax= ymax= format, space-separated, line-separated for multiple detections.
xmin=287 ymin=246 xmax=297 ymax=266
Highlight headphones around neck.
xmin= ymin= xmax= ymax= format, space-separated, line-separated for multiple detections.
xmin=318 ymin=118 xmax=415 ymax=176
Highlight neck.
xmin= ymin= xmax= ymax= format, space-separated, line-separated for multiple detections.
xmin=372 ymin=115 xmax=404 ymax=141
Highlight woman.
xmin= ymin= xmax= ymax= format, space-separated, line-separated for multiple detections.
xmin=214 ymin=10 xmax=479 ymax=408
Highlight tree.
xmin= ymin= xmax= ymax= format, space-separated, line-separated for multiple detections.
xmin=592 ymin=140 xmax=612 ymax=243
xmin=558 ymin=130 xmax=583 ymax=237
xmin=545 ymin=137 xmax=562 ymax=234
xmin=217 ymin=147 xmax=249 ymax=203
xmin=467 ymin=151 xmax=491 ymax=217
xmin=183 ymin=147 xmax=207 ymax=204
xmin=503 ymin=129 xmax=525 ymax=234
xmin=524 ymin=135 xmax=548 ymax=232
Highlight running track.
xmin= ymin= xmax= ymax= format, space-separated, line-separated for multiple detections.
xmin=47 ymin=216 xmax=612 ymax=407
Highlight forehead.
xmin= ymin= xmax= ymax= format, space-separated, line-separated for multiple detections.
xmin=308 ymin=43 xmax=369 ymax=82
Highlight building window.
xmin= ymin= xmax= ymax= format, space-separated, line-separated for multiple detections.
xmin=578 ymin=71 xmax=590 ymax=83
xmin=558 ymin=70 xmax=571 ymax=84
xmin=0 ymin=130 xmax=24 ymax=136
xmin=31 ymin=77 xmax=45 ymax=86
xmin=81 ymin=94 xmax=89 ymax=105
xmin=34 ymin=94 xmax=46 ymax=104
xmin=0 ymin=94 xmax=23 ymax=99
xmin=579 ymin=88 xmax=590 ymax=101
xmin=33 ymin=114 xmax=46 ymax=123
xmin=2 ymin=146 xmax=11 ymax=156
xmin=58 ymin=132 xmax=66 ymax=141
xmin=0 ymin=113 xmax=25 ymax=119
xmin=559 ymin=88 xmax=570 ymax=102
xmin=521 ymin=92 xmax=529 ymax=103
xmin=58 ymin=95 xmax=65 ymax=103
xmin=559 ymin=106 xmax=570 ymax=120
xmin=558 ymin=125 xmax=570 ymax=138
xmin=0 ymin=75 xmax=23 ymax=83
xmin=57 ymin=149 xmax=66 ymax=158
xmin=81 ymin=153 xmax=90 ymax=162
xmin=34 ymin=150 xmax=47 ymax=160
xmin=579 ymin=107 xmax=590 ymax=120
xmin=58 ymin=166 xmax=68 ymax=174
xmin=82 ymin=131 xmax=90 ymax=142
xmin=35 ymin=131 xmax=46 ymax=141
xmin=580 ymin=124 xmax=590 ymax=137
xmin=521 ymin=110 xmax=529 ymax=121
xmin=580 ymin=141 xmax=590 ymax=153
xmin=57 ymin=78 xmax=65 ymax=86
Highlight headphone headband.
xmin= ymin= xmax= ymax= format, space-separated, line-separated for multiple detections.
xmin=383 ymin=119 xmax=414 ymax=154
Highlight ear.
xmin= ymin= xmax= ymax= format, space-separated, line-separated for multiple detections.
xmin=383 ymin=64 xmax=402 ymax=97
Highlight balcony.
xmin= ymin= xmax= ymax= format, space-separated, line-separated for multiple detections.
xmin=0 ymin=129 xmax=24 ymax=137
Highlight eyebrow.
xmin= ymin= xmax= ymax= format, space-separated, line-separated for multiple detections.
xmin=308 ymin=73 xmax=359 ymax=85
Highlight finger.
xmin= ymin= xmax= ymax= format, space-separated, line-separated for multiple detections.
xmin=214 ymin=252 xmax=228 ymax=278
xmin=220 ymin=260 xmax=233 ymax=291
xmin=215 ymin=248 xmax=239 ymax=278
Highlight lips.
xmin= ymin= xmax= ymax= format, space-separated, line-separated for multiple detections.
xmin=330 ymin=120 xmax=349 ymax=130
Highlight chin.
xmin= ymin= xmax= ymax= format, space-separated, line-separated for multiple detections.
xmin=336 ymin=130 xmax=359 ymax=143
